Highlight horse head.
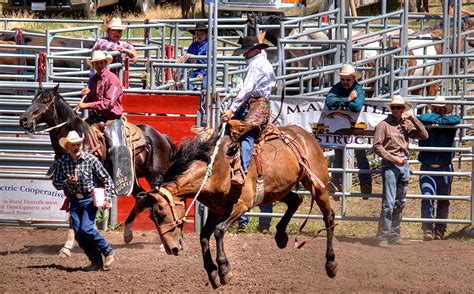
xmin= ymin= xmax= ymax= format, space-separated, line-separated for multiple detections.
xmin=136 ymin=188 xmax=185 ymax=255
xmin=19 ymin=84 xmax=61 ymax=130
xmin=245 ymin=13 xmax=287 ymax=46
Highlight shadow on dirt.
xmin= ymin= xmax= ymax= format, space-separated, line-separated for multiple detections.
xmin=27 ymin=263 xmax=82 ymax=272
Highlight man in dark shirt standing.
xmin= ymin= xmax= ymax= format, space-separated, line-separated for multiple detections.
xmin=417 ymin=96 xmax=459 ymax=241
xmin=53 ymin=131 xmax=115 ymax=271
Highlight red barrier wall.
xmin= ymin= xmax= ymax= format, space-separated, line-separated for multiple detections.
xmin=117 ymin=93 xmax=200 ymax=232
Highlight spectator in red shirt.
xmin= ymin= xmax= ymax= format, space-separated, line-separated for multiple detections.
xmin=79 ymin=51 xmax=124 ymax=123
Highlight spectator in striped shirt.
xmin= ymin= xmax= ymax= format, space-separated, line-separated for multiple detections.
xmin=93 ymin=18 xmax=138 ymax=65
xmin=53 ymin=131 xmax=115 ymax=271
xmin=221 ymin=35 xmax=275 ymax=186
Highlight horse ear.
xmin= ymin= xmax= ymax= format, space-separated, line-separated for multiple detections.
xmin=52 ymin=83 xmax=60 ymax=94
xmin=247 ymin=13 xmax=256 ymax=25
xmin=39 ymin=81 xmax=43 ymax=90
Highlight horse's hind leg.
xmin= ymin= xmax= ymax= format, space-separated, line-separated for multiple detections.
xmin=302 ymin=178 xmax=338 ymax=278
xmin=201 ymin=212 xmax=222 ymax=289
xmin=275 ymin=191 xmax=303 ymax=249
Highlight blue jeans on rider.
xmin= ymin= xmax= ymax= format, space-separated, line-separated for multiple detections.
xmin=376 ymin=161 xmax=410 ymax=243
xmin=69 ymin=194 xmax=113 ymax=264
xmin=419 ymin=164 xmax=453 ymax=234
xmin=232 ymin=105 xmax=259 ymax=174
xmin=332 ymin=148 xmax=372 ymax=190
xmin=238 ymin=203 xmax=273 ymax=231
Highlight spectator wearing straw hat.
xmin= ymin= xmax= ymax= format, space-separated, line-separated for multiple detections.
xmin=185 ymin=23 xmax=208 ymax=90
xmin=373 ymin=95 xmax=428 ymax=247
xmin=325 ymin=64 xmax=372 ymax=196
xmin=79 ymin=51 xmax=124 ymax=123
xmin=417 ymin=96 xmax=460 ymax=241
xmin=53 ymin=131 xmax=115 ymax=271
xmin=93 ymin=17 xmax=138 ymax=64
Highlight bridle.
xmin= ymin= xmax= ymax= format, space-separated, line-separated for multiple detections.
xmin=152 ymin=186 xmax=186 ymax=236
xmin=29 ymin=93 xmax=67 ymax=134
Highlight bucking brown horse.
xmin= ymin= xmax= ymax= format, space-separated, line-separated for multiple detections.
xmin=136 ymin=124 xmax=337 ymax=288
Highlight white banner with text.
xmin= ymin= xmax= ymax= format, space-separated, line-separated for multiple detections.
xmin=270 ymin=98 xmax=390 ymax=147
xmin=0 ymin=179 xmax=67 ymax=222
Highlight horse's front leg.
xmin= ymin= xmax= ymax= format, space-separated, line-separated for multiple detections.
xmin=124 ymin=184 xmax=146 ymax=244
xmin=200 ymin=212 xmax=222 ymax=289
xmin=275 ymin=191 xmax=303 ymax=249
xmin=214 ymin=206 xmax=247 ymax=285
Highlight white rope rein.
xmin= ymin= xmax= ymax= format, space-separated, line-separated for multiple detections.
xmin=183 ymin=122 xmax=227 ymax=218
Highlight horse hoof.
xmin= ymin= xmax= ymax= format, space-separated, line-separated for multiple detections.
xmin=124 ymin=232 xmax=133 ymax=244
xmin=275 ymin=232 xmax=288 ymax=249
xmin=210 ymin=271 xmax=221 ymax=289
xmin=220 ymin=270 xmax=233 ymax=285
xmin=326 ymin=261 xmax=338 ymax=278
xmin=58 ymin=247 xmax=71 ymax=258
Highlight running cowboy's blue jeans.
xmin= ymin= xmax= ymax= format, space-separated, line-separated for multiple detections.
xmin=69 ymin=195 xmax=113 ymax=264
xmin=377 ymin=161 xmax=410 ymax=243
xmin=419 ymin=164 xmax=453 ymax=234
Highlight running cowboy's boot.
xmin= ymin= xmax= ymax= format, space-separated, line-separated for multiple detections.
xmin=104 ymin=119 xmax=134 ymax=196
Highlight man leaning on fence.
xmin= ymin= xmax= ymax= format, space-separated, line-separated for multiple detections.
xmin=373 ymin=95 xmax=428 ymax=247
xmin=417 ymin=96 xmax=460 ymax=241
xmin=325 ymin=64 xmax=372 ymax=196
xmin=52 ymin=131 xmax=115 ymax=271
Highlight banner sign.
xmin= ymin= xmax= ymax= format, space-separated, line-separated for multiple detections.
xmin=270 ymin=98 xmax=391 ymax=147
xmin=0 ymin=179 xmax=67 ymax=222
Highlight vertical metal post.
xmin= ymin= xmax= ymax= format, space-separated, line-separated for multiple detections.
xmin=471 ymin=147 xmax=474 ymax=226
xmin=110 ymin=195 xmax=117 ymax=229
xmin=204 ymin=3 xmax=213 ymax=127
xmin=400 ymin=0 xmax=409 ymax=96
xmin=441 ymin=0 xmax=450 ymax=96
xmin=212 ymin=0 xmax=219 ymax=128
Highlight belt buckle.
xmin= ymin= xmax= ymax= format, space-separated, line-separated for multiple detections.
xmin=76 ymin=193 xmax=84 ymax=199
xmin=430 ymin=164 xmax=441 ymax=168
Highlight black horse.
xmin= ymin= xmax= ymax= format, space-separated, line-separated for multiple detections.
xmin=19 ymin=84 xmax=176 ymax=245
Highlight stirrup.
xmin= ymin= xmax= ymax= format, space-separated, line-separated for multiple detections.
xmin=231 ymin=169 xmax=246 ymax=186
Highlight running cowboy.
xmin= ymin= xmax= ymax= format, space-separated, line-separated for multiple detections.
xmin=79 ymin=50 xmax=133 ymax=196
xmin=221 ymin=35 xmax=275 ymax=185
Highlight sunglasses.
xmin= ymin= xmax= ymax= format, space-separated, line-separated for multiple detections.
xmin=340 ymin=78 xmax=352 ymax=82
xmin=390 ymin=106 xmax=404 ymax=110
xmin=432 ymin=107 xmax=446 ymax=112
xmin=110 ymin=29 xmax=123 ymax=33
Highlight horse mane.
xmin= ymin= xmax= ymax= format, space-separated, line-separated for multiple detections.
xmin=157 ymin=129 xmax=220 ymax=185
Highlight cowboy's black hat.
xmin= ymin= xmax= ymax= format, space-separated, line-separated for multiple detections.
xmin=189 ymin=23 xmax=208 ymax=34
xmin=233 ymin=36 xmax=269 ymax=56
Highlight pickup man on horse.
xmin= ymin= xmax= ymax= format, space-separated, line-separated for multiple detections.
xmin=221 ymin=35 xmax=275 ymax=185
xmin=79 ymin=50 xmax=133 ymax=196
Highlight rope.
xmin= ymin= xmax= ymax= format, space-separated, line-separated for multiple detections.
xmin=183 ymin=122 xmax=227 ymax=218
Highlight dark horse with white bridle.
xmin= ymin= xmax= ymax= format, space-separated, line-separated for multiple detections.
xmin=19 ymin=85 xmax=176 ymax=251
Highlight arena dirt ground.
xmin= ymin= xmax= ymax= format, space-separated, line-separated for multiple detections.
xmin=0 ymin=227 xmax=473 ymax=293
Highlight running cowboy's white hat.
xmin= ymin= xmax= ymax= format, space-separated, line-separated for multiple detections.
xmin=384 ymin=95 xmax=412 ymax=112
xmin=86 ymin=50 xmax=113 ymax=66
xmin=337 ymin=64 xmax=362 ymax=81
xmin=100 ymin=17 xmax=127 ymax=31
xmin=59 ymin=131 xmax=84 ymax=149
xmin=430 ymin=95 xmax=453 ymax=114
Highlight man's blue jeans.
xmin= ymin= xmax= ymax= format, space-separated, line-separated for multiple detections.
xmin=332 ymin=149 xmax=372 ymax=189
xmin=419 ymin=164 xmax=453 ymax=234
xmin=238 ymin=203 xmax=273 ymax=230
xmin=187 ymin=74 xmax=207 ymax=91
xmin=69 ymin=195 xmax=113 ymax=264
xmin=377 ymin=162 xmax=410 ymax=243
